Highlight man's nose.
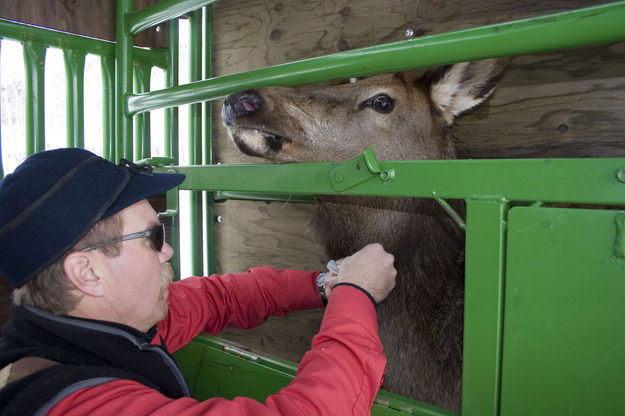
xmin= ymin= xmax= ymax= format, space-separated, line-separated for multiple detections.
xmin=159 ymin=241 xmax=174 ymax=262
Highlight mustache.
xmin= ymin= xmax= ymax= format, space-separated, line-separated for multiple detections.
xmin=159 ymin=262 xmax=174 ymax=299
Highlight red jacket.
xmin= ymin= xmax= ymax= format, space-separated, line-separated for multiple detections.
xmin=47 ymin=267 xmax=386 ymax=415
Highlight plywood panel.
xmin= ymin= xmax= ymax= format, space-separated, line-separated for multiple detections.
xmin=210 ymin=0 xmax=625 ymax=362
xmin=0 ymin=0 xmax=167 ymax=47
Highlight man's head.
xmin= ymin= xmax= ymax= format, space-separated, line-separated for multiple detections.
xmin=0 ymin=148 xmax=185 ymax=329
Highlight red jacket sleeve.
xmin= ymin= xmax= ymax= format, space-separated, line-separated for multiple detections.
xmin=46 ymin=286 xmax=386 ymax=416
xmin=157 ymin=267 xmax=324 ymax=352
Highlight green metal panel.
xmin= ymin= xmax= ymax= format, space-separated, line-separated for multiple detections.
xmin=174 ymin=334 xmax=456 ymax=416
xmin=127 ymin=1 xmax=625 ymax=115
xmin=23 ymin=41 xmax=46 ymax=155
xmin=63 ymin=49 xmax=86 ymax=148
xmin=160 ymin=154 xmax=625 ymax=206
xmin=500 ymin=207 xmax=625 ymax=415
xmin=462 ymin=200 xmax=508 ymax=416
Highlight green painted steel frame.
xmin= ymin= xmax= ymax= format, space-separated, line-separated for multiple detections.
xmin=166 ymin=156 xmax=625 ymax=206
xmin=165 ymin=151 xmax=625 ymax=416
xmin=115 ymin=1 xmax=625 ymax=413
xmin=0 ymin=17 xmax=168 ymax=162
xmin=2 ymin=1 xmax=625 ymax=414
xmin=127 ymin=0 xmax=625 ymax=115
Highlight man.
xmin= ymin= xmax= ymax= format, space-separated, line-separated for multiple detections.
xmin=0 ymin=148 xmax=397 ymax=415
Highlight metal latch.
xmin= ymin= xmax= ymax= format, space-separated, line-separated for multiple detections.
xmin=330 ymin=148 xmax=394 ymax=192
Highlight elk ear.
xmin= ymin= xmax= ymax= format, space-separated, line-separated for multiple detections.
xmin=426 ymin=58 xmax=509 ymax=124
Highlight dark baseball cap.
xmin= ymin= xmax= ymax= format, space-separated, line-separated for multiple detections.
xmin=0 ymin=148 xmax=185 ymax=288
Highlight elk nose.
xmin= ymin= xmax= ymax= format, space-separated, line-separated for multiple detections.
xmin=221 ymin=89 xmax=262 ymax=126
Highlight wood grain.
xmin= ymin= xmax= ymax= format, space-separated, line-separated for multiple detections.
xmin=210 ymin=0 xmax=625 ymax=361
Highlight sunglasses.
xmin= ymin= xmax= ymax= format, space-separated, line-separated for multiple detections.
xmin=80 ymin=223 xmax=165 ymax=252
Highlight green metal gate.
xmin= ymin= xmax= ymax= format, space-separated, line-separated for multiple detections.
xmin=1 ymin=1 xmax=625 ymax=415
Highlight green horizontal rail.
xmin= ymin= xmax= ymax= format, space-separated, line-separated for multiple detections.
xmin=127 ymin=0 xmax=218 ymax=35
xmin=213 ymin=191 xmax=315 ymax=203
xmin=158 ymin=156 xmax=625 ymax=205
xmin=128 ymin=0 xmax=625 ymax=115
xmin=0 ymin=18 xmax=168 ymax=68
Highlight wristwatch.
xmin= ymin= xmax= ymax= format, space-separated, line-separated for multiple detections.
xmin=316 ymin=272 xmax=328 ymax=306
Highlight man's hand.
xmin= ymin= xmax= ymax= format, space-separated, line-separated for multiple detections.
xmin=324 ymin=243 xmax=397 ymax=304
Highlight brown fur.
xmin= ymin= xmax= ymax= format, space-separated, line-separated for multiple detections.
xmin=222 ymin=58 xmax=510 ymax=410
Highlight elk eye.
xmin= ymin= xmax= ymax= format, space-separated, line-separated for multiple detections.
xmin=367 ymin=94 xmax=394 ymax=113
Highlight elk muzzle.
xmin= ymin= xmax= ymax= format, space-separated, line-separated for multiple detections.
xmin=221 ymin=89 xmax=263 ymax=126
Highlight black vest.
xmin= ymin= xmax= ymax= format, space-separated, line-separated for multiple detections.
xmin=0 ymin=304 xmax=190 ymax=416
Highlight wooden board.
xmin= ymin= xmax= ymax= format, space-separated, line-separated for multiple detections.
xmin=0 ymin=0 xmax=167 ymax=47
xmin=210 ymin=0 xmax=625 ymax=361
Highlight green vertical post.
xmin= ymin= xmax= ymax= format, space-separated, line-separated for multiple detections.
xmin=101 ymin=56 xmax=116 ymax=160
xmin=203 ymin=6 xmax=215 ymax=275
xmin=133 ymin=61 xmax=152 ymax=160
xmin=23 ymin=41 xmax=46 ymax=155
xmin=462 ymin=199 xmax=508 ymax=416
xmin=64 ymin=49 xmax=86 ymax=148
xmin=165 ymin=18 xmax=181 ymax=278
xmin=116 ymin=0 xmax=134 ymax=161
xmin=165 ymin=20 xmax=179 ymax=161
xmin=188 ymin=9 xmax=203 ymax=276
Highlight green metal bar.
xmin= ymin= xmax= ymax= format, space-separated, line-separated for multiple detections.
xmin=165 ymin=18 xmax=180 ymax=279
xmin=101 ymin=56 xmax=115 ymax=160
xmin=188 ymin=10 xmax=203 ymax=276
xmin=133 ymin=61 xmax=152 ymax=160
xmin=166 ymin=20 xmax=179 ymax=161
xmin=127 ymin=1 xmax=625 ymax=115
xmin=64 ymin=49 xmax=86 ymax=148
xmin=203 ymin=6 xmax=216 ymax=275
xmin=213 ymin=191 xmax=315 ymax=204
xmin=461 ymin=200 xmax=508 ymax=416
xmin=160 ymin=156 xmax=625 ymax=205
xmin=116 ymin=0 xmax=134 ymax=161
xmin=127 ymin=0 xmax=219 ymax=35
xmin=23 ymin=41 xmax=46 ymax=155
xmin=0 ymin=18 xmax=167 ymax=69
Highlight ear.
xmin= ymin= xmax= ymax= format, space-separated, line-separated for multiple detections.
xmin=426 ymin=57 xmax=510 ymax=124
xmin=63 ymin=252 xmax=105 ymax=297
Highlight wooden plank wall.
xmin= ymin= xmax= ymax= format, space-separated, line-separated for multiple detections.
xmin=0 ymin=0 xmax=167 ymax=47
xmin=210 ymin=0 xmax=625 ymax=362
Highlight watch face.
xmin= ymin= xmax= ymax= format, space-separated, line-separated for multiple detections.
xmin=317 ymin=272 xmax=327 ymax=288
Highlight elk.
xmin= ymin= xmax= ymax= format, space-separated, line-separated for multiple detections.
xmin=221 ymin=58 xmax=509 ymax=411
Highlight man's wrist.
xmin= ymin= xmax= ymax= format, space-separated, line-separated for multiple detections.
xmin=333 ymin=282 xmax=376 ymax=308
xmin=315 ymin=272 xmax=328 ymax=306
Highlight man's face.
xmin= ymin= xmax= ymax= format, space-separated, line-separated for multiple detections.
xmin=97 ymin=199 xmax=174 ymax=332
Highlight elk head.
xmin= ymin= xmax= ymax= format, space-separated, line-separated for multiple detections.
xmin=221 ymin=58 xmax=509 ymax=163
